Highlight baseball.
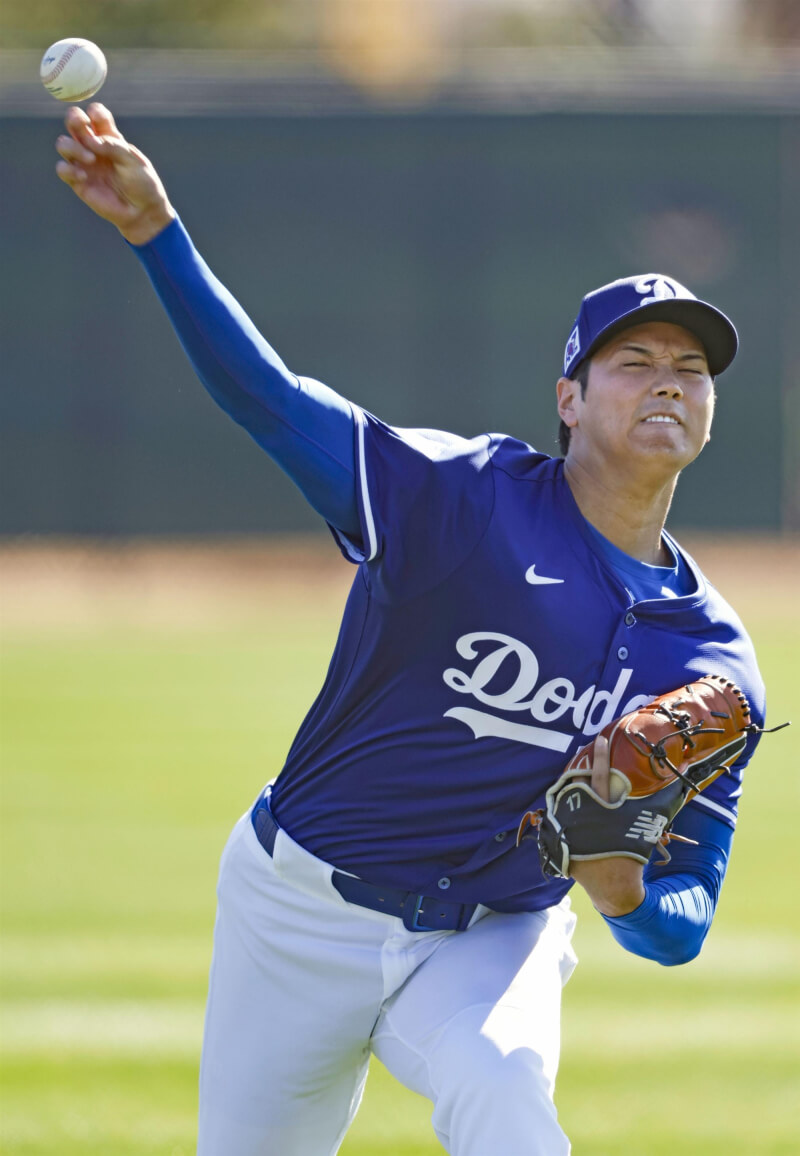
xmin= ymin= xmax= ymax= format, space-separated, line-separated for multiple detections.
xmin=40 ymin=38 xmax=107 ymax=102
xmin=607 ymin=767 xmax=630 ymax=802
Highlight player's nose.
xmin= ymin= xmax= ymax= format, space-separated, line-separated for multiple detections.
xmin=651 ymin=367 xmax=684 ymax=398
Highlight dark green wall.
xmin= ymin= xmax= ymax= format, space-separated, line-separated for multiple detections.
xmin=1 ymin=112 xmax=795 ymax=534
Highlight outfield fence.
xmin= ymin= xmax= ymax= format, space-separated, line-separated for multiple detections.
xmin=2 ymin=53 xmax=798 ymax=534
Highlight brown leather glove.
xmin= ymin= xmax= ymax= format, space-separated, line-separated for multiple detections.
xmin=518 ymin=675 xmax=754 ymax=879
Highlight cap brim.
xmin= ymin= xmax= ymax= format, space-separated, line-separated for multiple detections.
xmin=581 ymin=299 xmax=738 ymax=377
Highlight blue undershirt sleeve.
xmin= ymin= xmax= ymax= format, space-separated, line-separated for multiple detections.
xmin=600 ymin=805 xmax=733 ymax=966
xmin=128 ymin=216 xmax=361 ymax=540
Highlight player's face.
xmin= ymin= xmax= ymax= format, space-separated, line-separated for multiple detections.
xmin=558 ymin=321 xmax=715 ymax=475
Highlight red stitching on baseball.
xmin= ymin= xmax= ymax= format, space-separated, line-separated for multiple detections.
xmin=42 ymin=43 xmax=81 ymax=87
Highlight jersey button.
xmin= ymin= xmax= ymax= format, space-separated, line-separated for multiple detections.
xmin=625 ymin=612 xmax=635 ymax=626
xmin=617 ymin=646 xmax=629 ymax=660
xmin=494 ymin=832 xmax=507 ymax=843
xmin=437 ymin=877 xmax=451 ymax=890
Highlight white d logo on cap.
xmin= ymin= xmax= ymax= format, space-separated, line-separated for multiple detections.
xmin=634 ymin=276 xmax=680 ymax=305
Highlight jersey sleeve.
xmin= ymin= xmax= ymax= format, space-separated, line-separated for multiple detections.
xmin=129 ymin=216 xmax=360 ymax=540
xmin=602 ymin=806 xmax=733 ymax=965
xmin=329 ymin=408 xmax=497 ymax=599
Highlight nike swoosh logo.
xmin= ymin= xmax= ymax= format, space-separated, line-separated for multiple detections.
xmin=525 ymin=564 xmax=565 ymax=586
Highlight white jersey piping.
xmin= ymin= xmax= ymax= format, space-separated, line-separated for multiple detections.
xmin=691 ymin=793 xmax=737 ymax=825
xmin=353 ymin=405 xmax=379 ymax=561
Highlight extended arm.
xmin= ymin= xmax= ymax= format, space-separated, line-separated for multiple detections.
xmin=54 ymin=103 xmax=360 ymax=539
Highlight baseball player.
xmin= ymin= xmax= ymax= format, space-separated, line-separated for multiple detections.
xmin=55 ymin=105 xmax=766 ymax=1156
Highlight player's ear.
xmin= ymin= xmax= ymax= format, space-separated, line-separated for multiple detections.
xmin=556 ymin=377 xmax=579 ymax=429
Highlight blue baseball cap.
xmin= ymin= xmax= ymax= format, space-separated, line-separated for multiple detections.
xmin=563 ymin=274 xmax=738 ymax=379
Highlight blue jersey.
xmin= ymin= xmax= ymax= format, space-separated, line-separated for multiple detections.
xmin=131 ymin=217 xmax=765 ymax=955
xmin=271 ymin=414 xmax=765 ymax=911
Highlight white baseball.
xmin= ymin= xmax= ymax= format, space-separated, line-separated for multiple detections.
xmin=608 ymin=768 xmax=630 ymax=803
xmin=40 ymin=38 xmax=107 ymax=102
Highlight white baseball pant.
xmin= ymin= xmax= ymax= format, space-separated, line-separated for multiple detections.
xmin=197 ymin=806 xmax=578 ymax=1155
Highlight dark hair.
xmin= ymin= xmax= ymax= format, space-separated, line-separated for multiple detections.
xmin=558 ymin=359 xmax=590 ymax=456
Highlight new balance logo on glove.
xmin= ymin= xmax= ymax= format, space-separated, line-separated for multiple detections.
xmin=624 ymin=811 xmax=669 ymax=844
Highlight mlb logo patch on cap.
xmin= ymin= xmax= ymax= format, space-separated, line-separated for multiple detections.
xmin=562 ymin=273 xmax=738 ymax=380
xmin=563 ymin=326 xmax=581 ymax=374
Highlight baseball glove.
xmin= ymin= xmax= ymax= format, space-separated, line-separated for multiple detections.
xmin=517 ymin=674 xmax=757 ymax=879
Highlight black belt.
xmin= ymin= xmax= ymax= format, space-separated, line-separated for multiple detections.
xmin=251 ymin=792 xmax=477 ymax=933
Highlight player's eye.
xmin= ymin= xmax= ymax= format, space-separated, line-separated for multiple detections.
xmin=623 ymin=361 xmax=648 ymax=368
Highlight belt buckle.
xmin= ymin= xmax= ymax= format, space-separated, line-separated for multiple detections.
xmin=403 ymin=893 xmax=439 ymax=933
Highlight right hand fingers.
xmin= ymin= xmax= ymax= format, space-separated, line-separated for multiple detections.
xmin=65 ymin=105 xmax=101 ymax=148
xmin=65 ymin=104 xmax=127 ymax=161
xmin=56 ymin=135 xmax=95 ymax=167
xmin=55 ymin=159 xmax=87 ymax=187
xmin=87 ymin=102 xmax=122 ymax=138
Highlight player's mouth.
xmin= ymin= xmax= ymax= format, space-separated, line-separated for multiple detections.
xmin=641 ymin=413 xmax=682 ymax=426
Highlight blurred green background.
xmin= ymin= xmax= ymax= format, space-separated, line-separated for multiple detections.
xmin=1 ymin=2 xmax=799 ymax=1153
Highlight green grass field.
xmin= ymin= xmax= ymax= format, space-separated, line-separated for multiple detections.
xmin=1 ymin=540 xmax=798 ymax=1155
